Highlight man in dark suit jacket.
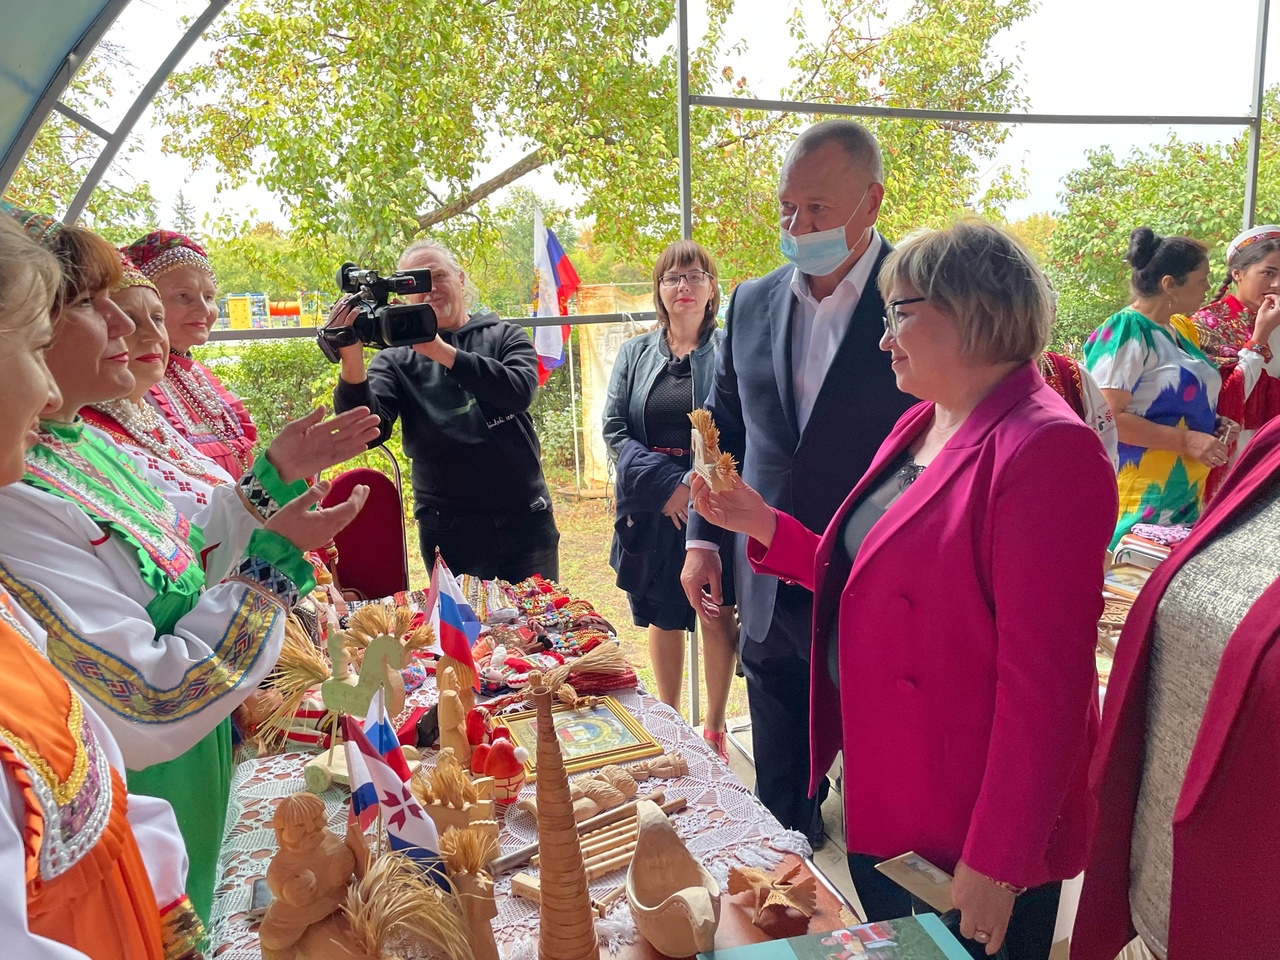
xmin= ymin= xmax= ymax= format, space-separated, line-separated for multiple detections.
xmin=683 ymin=120 xmax=915 ymax=845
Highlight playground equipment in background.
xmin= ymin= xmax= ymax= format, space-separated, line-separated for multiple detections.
xmin=217 ymin=291 xmax=331 ymax=330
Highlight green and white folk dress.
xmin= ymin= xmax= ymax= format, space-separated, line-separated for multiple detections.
xmin=1084 ymin=309 xmax=1222 ymax=550
xmin=0 ymin=420 xmax=314 ymax=923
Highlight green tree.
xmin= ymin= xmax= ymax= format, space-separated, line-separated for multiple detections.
xmin=172 ymin=190 xmax=198 ymax=234
xmin=205 ymin=220 xmax=338 ymax=297
xmin=1045 ymin=88 xmax=1280 ymax=351
xmin=156 ymin=0 xmax=1033 ymax=280
xmin=4 ymin=46 xmax=157 ymax=242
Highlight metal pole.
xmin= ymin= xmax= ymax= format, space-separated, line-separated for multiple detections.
xmin=1244 ymin=0 xmax=1272 ymax=230
xmin=687 ymin=627 xmax=701 ymax=727
xmin=689 ymin=94 xmax=1252 ymax=128
xmin=63 ymin=0 xmax=232 ymax=224
xmin=676 ymin=0 xmax=693 ymax=240
xmin=0 ymin=0 xmax=133 ymax=194
xmin=566 ymin=328 xmax=583 ymax=495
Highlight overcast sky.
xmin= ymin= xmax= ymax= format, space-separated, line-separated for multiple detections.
xmin=93 ymin=0 xmax=1274 ymax=232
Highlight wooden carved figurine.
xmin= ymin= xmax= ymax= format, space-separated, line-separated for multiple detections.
xmin=440 ymin=825 xmax=501 ymax=960
xmin=626 ymin=799 xmax=721 ymax=957
xmin=437 ymin=688 xmax=471 ymax=765
xmin=259 ymin=792 xmax=367 ymax=960
xmin=411 ymin=749 xmax=498 ymax=837
xmin=531 ymin=677 xmax=598 ymax=960
xmin=438 ymin=659 xmax=476 ymax=715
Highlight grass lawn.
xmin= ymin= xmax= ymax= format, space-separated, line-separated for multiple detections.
xmin=404 ymin=466 xmax=749 ymax=725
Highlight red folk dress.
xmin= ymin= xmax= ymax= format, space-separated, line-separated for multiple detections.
xmin=1190 ymin=295 xmax=1280 ymax=499
xmin=147 ymin=352 xmax=257 ymax=479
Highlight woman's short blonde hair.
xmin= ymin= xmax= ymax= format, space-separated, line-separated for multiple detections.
xmin=878 ymin=217 xmax=1051 ymax=365
xmin=0 ymin=218 xmax=61 ymax=336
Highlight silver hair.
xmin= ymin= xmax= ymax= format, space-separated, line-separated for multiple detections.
xmin=399 ymin=238 xmax=481 ymax=312
xmin=783 ymin=119 xmax=884 ymax=183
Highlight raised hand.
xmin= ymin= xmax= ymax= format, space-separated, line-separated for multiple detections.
xmin=265 ymin=480 xmax=369 ymax=552
xmin=265 ymin=406 xmax=382 ymax=483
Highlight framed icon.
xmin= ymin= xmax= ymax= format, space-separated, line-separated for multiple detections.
xmin=501 ymin=696 xmax=663 ymax=775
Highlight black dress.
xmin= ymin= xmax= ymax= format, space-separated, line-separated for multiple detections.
xmin=627 ymin=334 xmax=735 ymax=630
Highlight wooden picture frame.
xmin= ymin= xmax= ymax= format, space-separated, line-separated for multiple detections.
xmin=501 ymin=696 xmax=663 ymax=775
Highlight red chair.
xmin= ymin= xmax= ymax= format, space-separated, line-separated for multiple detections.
xmin=322 ymin=448 xmax=410 ymax=600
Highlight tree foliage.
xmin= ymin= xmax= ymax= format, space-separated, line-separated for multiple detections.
xmin=4 ymin=46 xmax=157 ymax=242
xmin=157 ymin=0 xmax=1032 ymax=282
xmin=1045 ymin=87 xmax=1280 ymax=350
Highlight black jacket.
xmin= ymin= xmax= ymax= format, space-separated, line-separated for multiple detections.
xmin=609 ymin=439 xmax=688 ymax=598
xmin=333 ymin=311 xmax=551 ymax=517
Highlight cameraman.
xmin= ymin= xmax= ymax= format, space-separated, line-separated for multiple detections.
xmin=330 ymin=239 xmax=559 ymax=581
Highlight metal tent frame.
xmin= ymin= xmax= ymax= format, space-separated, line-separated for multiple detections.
xmin=0 ymin=0 xmax=1273 ymax=732
xmin=0 ymin=0 xmax=1272 ymax=234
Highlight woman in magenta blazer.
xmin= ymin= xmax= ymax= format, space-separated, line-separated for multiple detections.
xmin=693 ymin=219 xmax=1117 ymax=959
xmin=1072 ymin=416 xmax=1280 ymax=960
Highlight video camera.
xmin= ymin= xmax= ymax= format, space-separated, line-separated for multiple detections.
xmin=317 ymin=261 xmax=438 ymax=362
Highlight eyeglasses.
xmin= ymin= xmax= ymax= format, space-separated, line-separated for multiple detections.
xmin=882 ymin=297 xmax=926 ymax=337
xmin=660 ymin=270 xmax=711 ymax=288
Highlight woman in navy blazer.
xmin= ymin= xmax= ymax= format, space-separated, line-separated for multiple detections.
xmin=693 ymin=219 xmax=1117 ymax=959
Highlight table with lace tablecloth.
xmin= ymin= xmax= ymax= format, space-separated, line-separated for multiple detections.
xmin=208 ymin=684 xmax=814 ymax=958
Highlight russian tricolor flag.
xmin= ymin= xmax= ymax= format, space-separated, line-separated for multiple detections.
xmin=533 ymin=207 xmax=580 ymax=385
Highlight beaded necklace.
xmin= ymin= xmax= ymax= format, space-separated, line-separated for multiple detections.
xmin=160 ymin=352 xmax=253 ymax=473
xmin=86 ymin=399 xmax=229 ymax=488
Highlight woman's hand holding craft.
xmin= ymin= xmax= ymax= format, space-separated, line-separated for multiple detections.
xmin=689 ymin=473 xmax=776 ymax=548
xmin=266 ymin=480 xmax=369 ymax=553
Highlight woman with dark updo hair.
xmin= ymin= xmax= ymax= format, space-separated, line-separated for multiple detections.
xmin=1084 ymin=228 xmax=1240 ymax=549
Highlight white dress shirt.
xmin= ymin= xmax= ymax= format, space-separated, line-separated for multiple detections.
xmin=789 ymin=231 xmax=882 ymax=432
xmin=687 ymin=233 xmax=882 ymax=554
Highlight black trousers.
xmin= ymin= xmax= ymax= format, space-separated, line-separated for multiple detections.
xmin=846 ymin=853 xmax=1061 ymax=960
xmin=417 ymin=505 xmax=560 ymax=582
xmin=740 ymin=631 xmax=829 ymax=844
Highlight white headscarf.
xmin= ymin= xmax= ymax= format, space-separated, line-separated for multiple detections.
xmin=1227 ymin=224 xmax=1280 ymax=263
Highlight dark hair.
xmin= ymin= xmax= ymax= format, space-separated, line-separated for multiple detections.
xmin=652 ymin=239 xmax=720 ymax=340
xmin=1126 ymin=227 xmax=1207 ymax=298
xmin=49 ymin=226 xmax=123 ymax=312
xmin=783 ymin=119 xmax=884 ymax=182
xmin=1215 ymin=237 xmax=1280 ymax=301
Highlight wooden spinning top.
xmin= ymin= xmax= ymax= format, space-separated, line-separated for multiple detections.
xmin=531 ymin=677 xmax=598 ymax=960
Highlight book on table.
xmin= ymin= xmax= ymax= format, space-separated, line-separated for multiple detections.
xmin=696 ymin=913 xmax=971 ymax=960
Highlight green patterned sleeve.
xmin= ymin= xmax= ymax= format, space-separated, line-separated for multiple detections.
xmin=1083 ymin=311 xmax=1153 ymax=394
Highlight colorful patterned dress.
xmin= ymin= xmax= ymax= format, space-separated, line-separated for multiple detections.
xmin=1084 ymin=308 xmax=1222 ymax=549
xmin=0 ymin=421 xmax=313 ymax=922
xmin=0 ymin=588 xmax=203 ymax=959
xmin=148 ymin=352 xmax=257 ymax=478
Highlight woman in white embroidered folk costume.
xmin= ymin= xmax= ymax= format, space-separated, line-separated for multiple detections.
xmin=82 ymin=258 xmax=233 ymax=497
xmin=0 ymin=207 xmax=380 ymax=923
xmin=0 ymin=210 xmax=204 ymax=958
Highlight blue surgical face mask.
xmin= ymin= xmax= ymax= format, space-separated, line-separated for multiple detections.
xmin=779 ymin=187 xmax=870 ymax=277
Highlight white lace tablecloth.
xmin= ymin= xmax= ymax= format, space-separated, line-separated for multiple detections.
xmin=208 ymin=685 xmax=811 ymax=958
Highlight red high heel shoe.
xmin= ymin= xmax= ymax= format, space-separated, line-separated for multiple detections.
xmin=702 ymin=728 xmax=730 ymax=763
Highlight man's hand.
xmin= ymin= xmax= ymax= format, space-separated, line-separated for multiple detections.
xmin=662 ymin=482 xmax=690 ymax=529
xmin=326 ymin=294 xmax=366 ymax=365
xmin=412 ymin=336 xmax=457 ymax=368
xmin=265 ymin=406 xmax=383 ymax=484
xmin=681 ymin=547 xmax=723 ymax=619
xmin=265 ymin=480 xmax=369 ymax=553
